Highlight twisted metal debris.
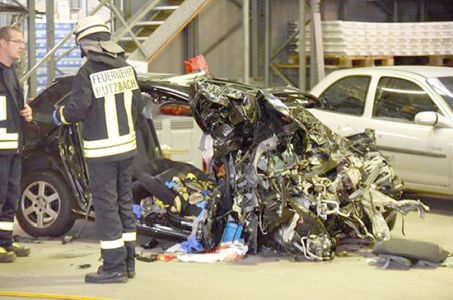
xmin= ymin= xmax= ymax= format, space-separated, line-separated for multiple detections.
xmin=190 ymin=79 xmax=429 ymax=261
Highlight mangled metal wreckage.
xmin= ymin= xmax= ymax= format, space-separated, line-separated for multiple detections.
xmin=180 ymin=78 xmax=430 ymax=261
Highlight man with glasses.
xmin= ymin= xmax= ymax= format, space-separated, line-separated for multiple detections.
xmin=0 ymin=26 xmax=33 ymax=263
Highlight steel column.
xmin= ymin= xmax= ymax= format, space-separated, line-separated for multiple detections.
xmin=185 ymin=18 xmax=199 ymax=59
xmin=264 ymin=0 xmax=270 ymax=86
xmin=299 ymin=0 xmax=306 ymax=90
xmin=250 ymin=0 xmax=259 ymax=78
xmin=26 ymin=0 xmax=37 ymax=97
xmin=310 ymin=0 xmax=324 ymax=87
xmin=393 ymin=0 xmax=398 ymax=22
xmin=46 ymin=0 xmax=55 ymax=87
xmin=243 ymin=0 xmax=250 ymax=84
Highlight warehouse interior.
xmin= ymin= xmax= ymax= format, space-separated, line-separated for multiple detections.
xmin=1 ymin=0 xmax=453 ymax=299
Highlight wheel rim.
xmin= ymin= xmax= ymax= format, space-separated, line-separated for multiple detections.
xmin=21 ymin=181 xmax=61 ymax=229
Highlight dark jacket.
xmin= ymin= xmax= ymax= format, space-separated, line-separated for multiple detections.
xmin=0 ymin=63 xmax=24 ymax=155
xmin=55 ymin=52 xmax=143 ymax=163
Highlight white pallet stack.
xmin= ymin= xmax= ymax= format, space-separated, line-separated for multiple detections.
xmin=293 ymin=20 xmax=453 ymax=57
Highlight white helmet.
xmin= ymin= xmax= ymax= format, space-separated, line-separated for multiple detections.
xmin=74 ymin=15 xmax=110 ymax=43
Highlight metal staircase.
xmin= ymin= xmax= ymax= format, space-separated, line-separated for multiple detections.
xmin=120 ymin=0 xmax=211 ymax=62
xmin=22 ymin=0 xmax=212 ymax=94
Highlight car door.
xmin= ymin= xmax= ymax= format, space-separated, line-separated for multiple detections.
xmin=366 ymin=76 xmax=452 ymax=191
xmin=309 ymin=75 xmax=371 ymax=136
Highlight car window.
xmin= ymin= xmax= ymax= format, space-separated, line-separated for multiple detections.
xmin=427 ymin=76 xmax=453 ymax=110
xmin=318 ymin=75 xmax=370 ymax=115
xmin=373 ymin=77 xmax=439 ymax=122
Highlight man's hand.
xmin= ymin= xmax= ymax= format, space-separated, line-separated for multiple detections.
xmin=20 ymin=104 xmax=33 ymax=122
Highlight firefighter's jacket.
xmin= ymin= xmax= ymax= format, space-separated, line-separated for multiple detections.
xmin=56 ymin=51 xmax=143 ymax=163
xmin=0 ymin=63 xmax=24 ymax=155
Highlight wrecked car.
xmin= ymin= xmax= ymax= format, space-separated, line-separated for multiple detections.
xmin=188 ymin=79 xmax=429 ymax=260
xmin=19 ymin=74 xmax=428 ymax=261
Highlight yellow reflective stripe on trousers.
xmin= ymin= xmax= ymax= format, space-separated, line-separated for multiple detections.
xmin=0 ymin=221 xmax=14 ymax=231
xmin=100 ymin=238 xmax=124 ymax=250
xmin=122 ymin=232 xmax=136 ymax=242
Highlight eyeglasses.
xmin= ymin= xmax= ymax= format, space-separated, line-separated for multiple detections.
xmin=7 ymin=39 xmax=25 ymax=45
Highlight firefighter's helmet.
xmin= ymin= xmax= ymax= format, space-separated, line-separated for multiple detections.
xmin=74 ymin=15 xmax=110 ymax=43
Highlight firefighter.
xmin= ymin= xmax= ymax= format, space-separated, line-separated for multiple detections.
xmin=53 ymin=16 xmax=142 ymax=283
xmin=0 ymin=26 xmax=33 ymax=263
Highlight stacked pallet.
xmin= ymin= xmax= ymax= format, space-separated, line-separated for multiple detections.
xmin=289 ymin=21 xmax=453 ymax=67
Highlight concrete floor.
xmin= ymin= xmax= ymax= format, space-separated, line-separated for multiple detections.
xmin=1 ymin=197 xmax=452 ymax=300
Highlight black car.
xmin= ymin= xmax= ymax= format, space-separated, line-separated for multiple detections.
xmin=17 ymin=74 xmax=317 ymax=241
xmin=19 ymin=73 xmax=200 ymax=238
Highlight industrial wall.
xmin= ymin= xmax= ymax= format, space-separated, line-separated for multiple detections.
xmin=145 ymin=0 xmax=453 ymax=83
xmin=148 ymin=0 xmax=244 ymax=81
xmin=6 ymin=0 xmax=452 ymax=85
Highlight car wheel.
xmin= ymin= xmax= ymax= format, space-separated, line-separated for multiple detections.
xmin=17 ymin=171 xmax=75 ymax=237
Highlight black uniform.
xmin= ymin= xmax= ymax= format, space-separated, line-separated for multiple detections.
xmin=0 ymin=63 xmax=24 ymax=248
xmin=56 ymin=51 xmax=142 ymax=274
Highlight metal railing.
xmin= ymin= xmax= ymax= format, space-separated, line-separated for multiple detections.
xmin=21 ymin=0 xmax=156 ymax=85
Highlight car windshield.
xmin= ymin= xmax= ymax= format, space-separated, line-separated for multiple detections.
xmin=427 ymin=76 xmax=453 ymax=109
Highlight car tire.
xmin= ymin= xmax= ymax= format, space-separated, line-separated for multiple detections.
xmin=17 ymin=171 xmax=75 ymax=237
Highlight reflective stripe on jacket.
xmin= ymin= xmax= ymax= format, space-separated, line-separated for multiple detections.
xmin=0 ymin=64 xmax=23 ymax=154
xmin=56 ymin=52 xmax=143 ymax=163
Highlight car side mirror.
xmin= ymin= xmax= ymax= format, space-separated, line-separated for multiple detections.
xmin=414 ymin=111 xmax=453 ymax=128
